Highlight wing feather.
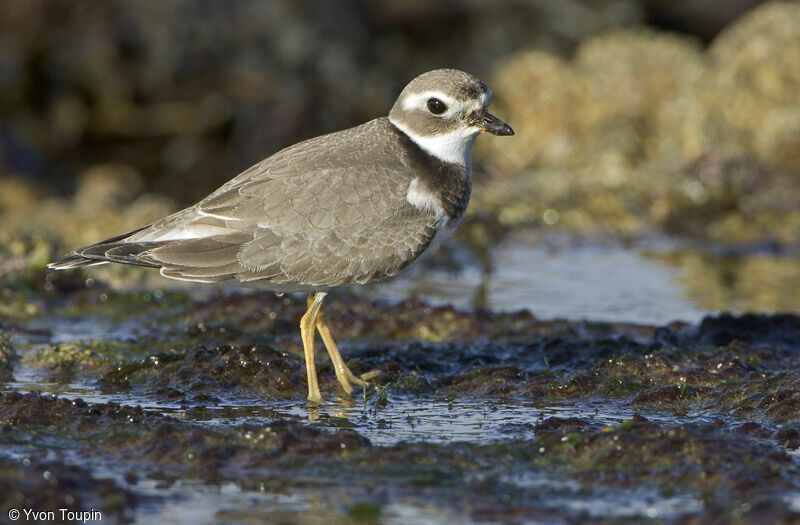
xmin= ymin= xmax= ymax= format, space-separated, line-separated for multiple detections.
xmin=51 ymin=118 xmax=441 ymax=288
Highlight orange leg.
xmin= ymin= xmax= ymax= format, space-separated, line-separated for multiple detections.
xmin=301 ymin=293 xmax=380 ymax=400
xmin=316 ymin=308 xmax=369 ymax=394
xmin=299 ymin=292 xmax=325 ymax=404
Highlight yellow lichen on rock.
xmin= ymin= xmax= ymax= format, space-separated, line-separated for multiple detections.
xmin=482 ymin=51 xmax=581 ymax=174
xmin=708 ymin=1 xmax=800 ymax=166
xmin=487 ymin=2 xmax=800 ymax=175
xmin=478 ymin=1 xmax=800 ymax=242
xmin=574 ymin=27 xmax=706 ymax=168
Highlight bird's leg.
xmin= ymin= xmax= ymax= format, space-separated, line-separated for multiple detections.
xmin=315 ymin=307 xmax=368 ymax=395
xmin=300 ymin=292 xmax=326 ymax=404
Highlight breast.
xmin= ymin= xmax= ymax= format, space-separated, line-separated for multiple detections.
xmin=401 ymin=149 xmax=472 ymax=258
xmin=391 ymin=130 xmax=470 ymax=216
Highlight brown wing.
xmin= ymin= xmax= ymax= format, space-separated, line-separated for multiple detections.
xmin=55 ymin=118 xmax=440 ymax=289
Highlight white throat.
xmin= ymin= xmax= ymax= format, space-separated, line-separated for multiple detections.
xmin=390 ymin=118 xmax=479 ymax=167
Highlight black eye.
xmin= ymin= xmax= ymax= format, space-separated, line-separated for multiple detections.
xmin=427 ymin=98 xmax=447 ymax=115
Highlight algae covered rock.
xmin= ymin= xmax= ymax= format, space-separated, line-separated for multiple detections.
xmin=488 ymin=1 xmax=800 ymax=174
xmin=483 ymin=51 xmax=582 ymax=173
xmin=708 ymin=0 xmax=800 ymax=167
xmin=486 ymin=27 xmax=705 ymax=175
xmin=480 ymin=1 xmax=800 ymax=242
xmin=573 ymin=28 xmax=705 ymax=170
xmin=658 ymin=1 xmax=800 ymax=168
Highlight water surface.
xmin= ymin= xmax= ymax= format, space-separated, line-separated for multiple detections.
xmin=369 ymin=231 xmax=800 ymax=325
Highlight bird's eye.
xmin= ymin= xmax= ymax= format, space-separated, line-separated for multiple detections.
xmin=427 ymin=98 xmax=447 ymax=115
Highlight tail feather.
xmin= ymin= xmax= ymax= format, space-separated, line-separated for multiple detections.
xmin=82 ymin=242 xmax=162 ymax=268
xmin=48 ymin=226 xmax=246 ymax=285
xmin=47 ymin=254 xmax=108 ymax=270
xmin=48 ymin=226 xmax=161 ymax=270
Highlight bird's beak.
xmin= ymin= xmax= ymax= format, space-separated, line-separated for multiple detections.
xmin=472 ymin=108 xmax=514 ymax=136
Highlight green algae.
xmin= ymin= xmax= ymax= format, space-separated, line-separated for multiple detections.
xmin=1 ymin=221 xmax=800 ymax=522
xmin=26 ymin=340 xmax=179 ymax=376
xmin=2 ymin=281 xmax=799 ymax=521
xmin=347 ymin=501 xmax=381 ymax=522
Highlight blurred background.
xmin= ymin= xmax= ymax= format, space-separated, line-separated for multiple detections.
xmin=1 ymin=0 xmax=799 ymax=322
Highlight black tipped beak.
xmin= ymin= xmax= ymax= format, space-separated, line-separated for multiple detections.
xmin=473 ymin=109 xmax=514 ymax=136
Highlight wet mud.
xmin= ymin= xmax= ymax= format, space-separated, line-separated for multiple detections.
xmin=2 ymin=278 xmax=800 ymax=523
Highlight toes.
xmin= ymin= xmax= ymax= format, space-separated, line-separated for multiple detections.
xmin=360 ymin=370 xmax=381 ymax=381
xmin=349 ymin=377 xmax=368 ymax=387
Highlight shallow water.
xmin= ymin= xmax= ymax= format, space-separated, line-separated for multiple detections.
xmin=3 ymin=361 xmax=722 ymax=448
xmin=500 ymin=472 xmax=704 ymax=520
xmin=3 ymin=314 xmax=767 ymax=523
xmin=3 ymin=233 xmax=800 ymax=522
xmin=3 ymin=369 xmax=722 ymax=523
xmin=5 ymin=319 xmax=725 ymax=448
xmin=369 ymin=232 xmax=800 ymax=325
xmin=129 ymin=479 xmax=475 ymax=525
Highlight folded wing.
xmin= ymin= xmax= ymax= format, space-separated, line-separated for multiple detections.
xmin=50 ymin=119 xmax=440 ymax=288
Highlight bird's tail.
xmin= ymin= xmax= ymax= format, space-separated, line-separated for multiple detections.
xmin=48 ymin=226 xmax=160 ymax=270
xmin=47 ymin=254 xmax=108 ymax=270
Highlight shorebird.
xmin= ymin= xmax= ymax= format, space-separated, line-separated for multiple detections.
xmin=49 ymin=69 xmax=513 ymax=403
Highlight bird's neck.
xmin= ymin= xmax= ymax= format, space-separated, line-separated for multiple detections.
xmin=388 ymin=119 xmax=472 ymax=222
xmin=388 ymin=117 xmax=478 ymax=168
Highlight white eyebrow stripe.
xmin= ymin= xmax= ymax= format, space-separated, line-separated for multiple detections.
xmin=401 ymin=91 xmax=461 ymax=112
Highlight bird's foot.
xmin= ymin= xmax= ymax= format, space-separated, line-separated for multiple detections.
xmin=336 ymin=367 xmax=381 ymax=395
xmin=359 ymin=369 xmax=381 ymax=382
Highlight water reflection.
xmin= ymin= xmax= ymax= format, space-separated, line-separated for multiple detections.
xmin=367 ymin=231 xmax=800 ymax=325
xmin=651 ymin=249 xmax=800 ymax=314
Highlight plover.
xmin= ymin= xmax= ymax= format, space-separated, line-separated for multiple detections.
xmin=49 ymin=69 xmax=513 ymax=403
